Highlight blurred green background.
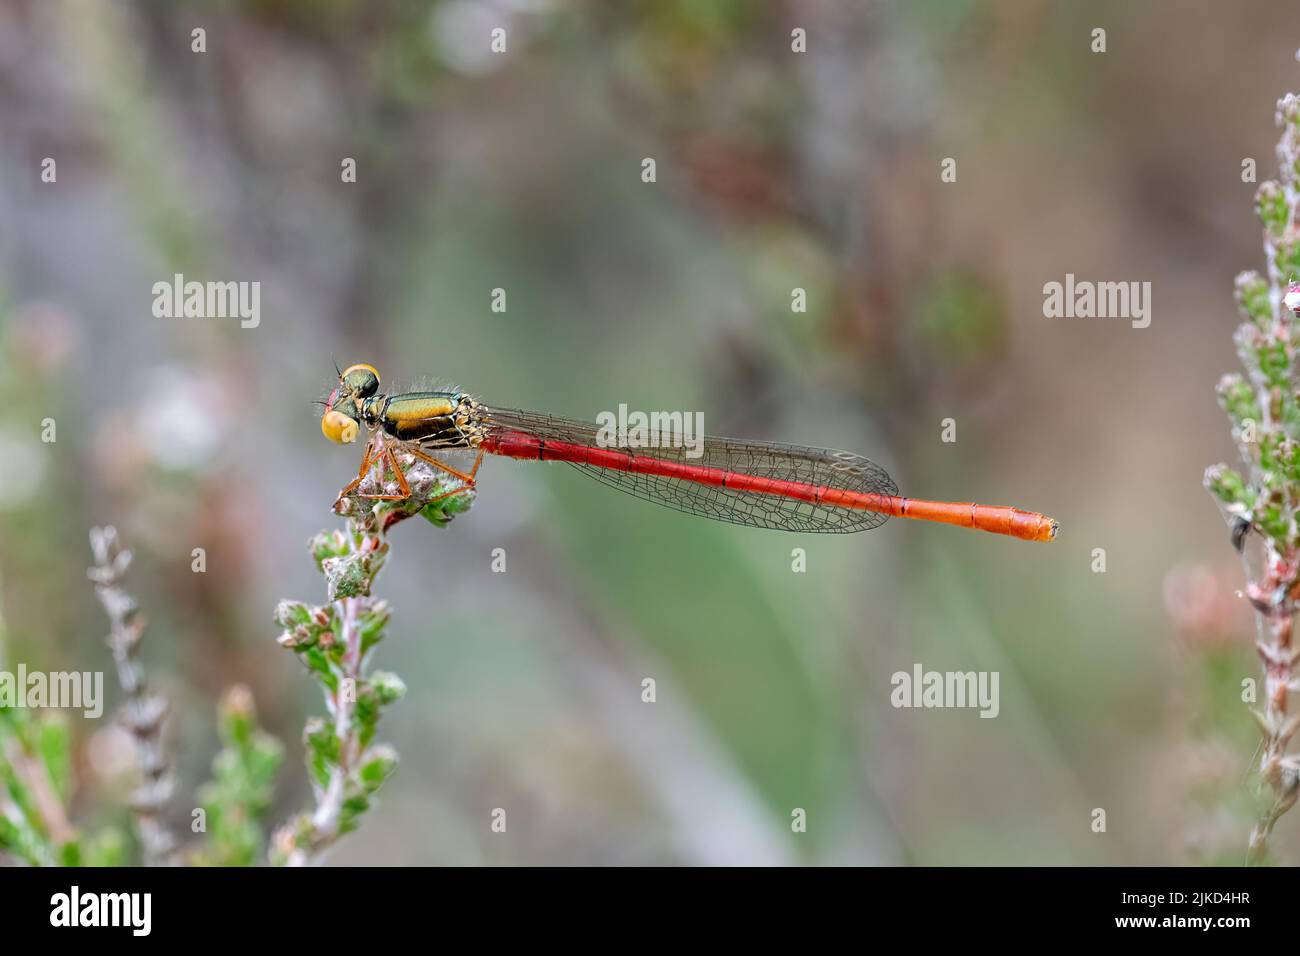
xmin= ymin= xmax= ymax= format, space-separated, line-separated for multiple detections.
xmin=0 ymin=0 xmax=1286 ymax=864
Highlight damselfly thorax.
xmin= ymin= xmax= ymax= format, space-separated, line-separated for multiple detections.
xmin=320 ymin=363 xmax=1059 ymax=542
xmin=365 ymin=391 xmax=489 ymax=449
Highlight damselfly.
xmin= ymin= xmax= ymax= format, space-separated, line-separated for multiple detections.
xmin=320 ymin=364 xmax=1058 ymax=542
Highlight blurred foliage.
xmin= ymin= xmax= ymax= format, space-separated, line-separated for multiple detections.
xmin=0 ymin=614 xmax=127 ymax=866
xmin=194 ymin=686 xmax=283 ymax=866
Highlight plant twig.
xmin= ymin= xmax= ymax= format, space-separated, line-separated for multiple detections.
xmin=87 ymin=526 xmax=177 ymax=866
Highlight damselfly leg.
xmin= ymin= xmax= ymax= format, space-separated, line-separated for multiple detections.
xmin=338 ymin=435 xmax=412 ymax=502
xmin=405 ymin=445 xmax=483 ymax=489
xmin=338 ymin=432 xmax=484 ymax=507
xmin=402 ymin=445 xmax=484 ymax=506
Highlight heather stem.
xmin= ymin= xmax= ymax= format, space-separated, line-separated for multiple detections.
xmin=273 ymin=440 xmax=473 ymax=866
xmin=308 ymin=594 xmax=361 ymax=844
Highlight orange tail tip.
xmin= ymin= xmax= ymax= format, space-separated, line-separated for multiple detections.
xmin=982 ymin=509 xmax=1058 ymax=542
xmin=995 ymin=506 xmax=1058 ymax=542
xmin=883 ymin=497 xmax=1059 ymax=542
xmin=1009 ymin=509 xmax=1058 ymax=542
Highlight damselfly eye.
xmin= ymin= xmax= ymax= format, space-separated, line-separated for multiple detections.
xmin=341 ymin=363 xmax=380 ymax=398
xmin=321 ymin=408 xmax=359 ymax=444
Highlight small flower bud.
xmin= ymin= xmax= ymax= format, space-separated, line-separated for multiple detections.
xmin=1285 ymin=281 xmax=1300 ymax=311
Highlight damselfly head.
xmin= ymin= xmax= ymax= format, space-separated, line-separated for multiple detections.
xmin=320 ymin=363 xmax=380 ymax=444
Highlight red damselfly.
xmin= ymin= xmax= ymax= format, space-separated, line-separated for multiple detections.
xmin=320 ymin=364 xmax=1058 ymax=542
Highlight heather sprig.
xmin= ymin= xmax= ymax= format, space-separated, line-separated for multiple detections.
xmin=88 ymin=527 xmax=290 ymax=867
xmin=1205 ymin=73 xmax=1300 ymax=864
xmin=272 ymin=446 xmax=473 ymax=865
xmin=88 ymin=526 xmax=178 ymax=866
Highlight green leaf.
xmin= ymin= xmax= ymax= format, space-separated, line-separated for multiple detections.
xmin=309 ymin=530 xmax=351 ymax=570
xmin=358 ymin=602 xmax=391 ymax=654
xmin=358 ymin=745 xmax=399 ymax=794
xmin=367 ymin=672 xmax=407 ymax=707
xmin=301 ymin=647 xmax=338 ymax=690
xmin=273 ymin=600 xmax=313 ymax=630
